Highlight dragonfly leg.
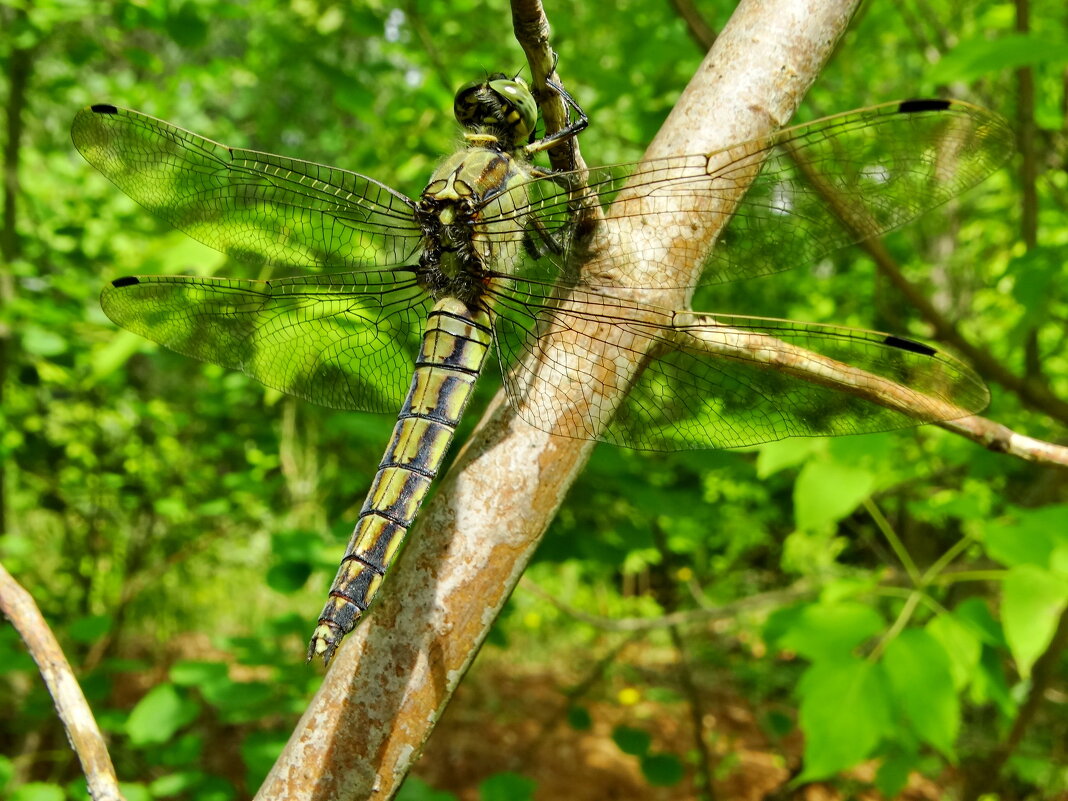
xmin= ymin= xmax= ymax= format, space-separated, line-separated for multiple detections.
xmin=522 ymin=78 xmax=589 ymax=157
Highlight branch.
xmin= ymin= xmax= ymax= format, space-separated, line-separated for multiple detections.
xmin=667 ymin=0 xmax=719 ymax=52
xmin=676 ymin=314 xmax=1068 ymax=467
xmin=521 ymin=578 xmax=814 ymax=632
xmin=257 ymin=3 xmax=862 ymax=799
xmin=0 ymin=562 xmax=125 ymax=801
xmin=510 ymin=0 xmax=588 ymax=174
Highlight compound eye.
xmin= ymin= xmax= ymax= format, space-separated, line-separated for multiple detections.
xmin=488 ymin=78 xmax=538 ymax=141
xmin=453 ymin=79 xmax=486 ymax=130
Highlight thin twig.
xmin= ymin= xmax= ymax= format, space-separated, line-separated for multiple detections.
xmin=650 ymin=523 xmax=716 ymax=801
xmin=521 ymin=578 xmax=814 ymax=632
xmin=667 ymin=0 xmax=719 ymax=52
xmin=863 ymin=498 xmax=921 ymax=585
xmin=0 ymin=562 xmax=125 ymax=801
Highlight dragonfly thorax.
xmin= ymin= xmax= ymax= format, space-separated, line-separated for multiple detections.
xmin=416 ymin=145 xmax=533 ymax=301
xmin=453 ymin=74 xmax=537 ymax=151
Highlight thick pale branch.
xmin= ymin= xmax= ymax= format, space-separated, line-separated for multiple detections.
xmin=0 ymin=562 xmax=124 ymax=801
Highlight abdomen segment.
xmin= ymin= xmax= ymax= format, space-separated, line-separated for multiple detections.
xmin=308 ymin=296 xmax=492 ymax=663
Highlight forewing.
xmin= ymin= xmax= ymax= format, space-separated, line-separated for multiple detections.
xmin=72 ymin=105 xmax=422 ymax=270
xmin=508 ymin=100 xmax=1014 ymax=288
xmin=101 ymin=269 xmax=430 ymax=412
xmin=491 ymin=283 xmax=988 ymax=451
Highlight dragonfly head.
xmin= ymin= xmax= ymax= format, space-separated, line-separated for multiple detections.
xmin=454 ymin=74 xmax=537 ymax=148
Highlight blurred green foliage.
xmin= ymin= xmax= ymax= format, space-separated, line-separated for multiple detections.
xmin=2 ymin=0 xmax=1066 ymax=799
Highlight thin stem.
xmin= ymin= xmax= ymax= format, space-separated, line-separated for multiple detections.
xmin=863 ymin=498 xmax=921 ymax=585
xmin=868 ymin=590 xmax=923 ymax=661
xmin=921 ymin=535 xmax=976 ymax=585
xmin=933 ymin=569 xmax=1008 ymax=585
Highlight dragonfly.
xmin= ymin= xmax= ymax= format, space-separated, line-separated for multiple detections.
xmin=72 ymin=74 xmax=1013 ymax=664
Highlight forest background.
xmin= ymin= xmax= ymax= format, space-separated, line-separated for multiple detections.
xmin=1 ymin=0 xmax=1066 ymax=799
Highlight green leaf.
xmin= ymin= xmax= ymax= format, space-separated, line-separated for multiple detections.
xmin=125 ymin=683 xmax=199 ymax=746
xmin=566 ymin=705 xmax=592 ymax=731
xmin=266 ymin=560 xmax=313 ymax=593
xmin=875 ymin=748 xmax=918 ymax=798
xmin=793 ymin=458 xmax=876 ymax=530
xmin=773 ymin=601 xmax=884 ymax=662
xmin=612 ymin=725 xmax=652 ymax=756
xmin=154 ymin=733 xmax=203 ymax=768
xmin=205 ymin=681 xmax=274 ymax=722
xmin=1002 ymin=565 xmax=1068 ymax=678
xmin=882 ymin=629 xmax=960 ymax=756
xmin=478 ymin=772 xmax=536 ymax=801
xmin=926 ymin=613 xmax=981 ymax=691
xmin=641 ymin=753 xmax=684 ymax=786
xmin=9 ymin=782 xmax=65 ymax=801
xmin=756 ymin=438 xmax=821 ymax=477
xmin=21 ymin=325 xmax=67 ymax=357
xmin=148 ymin=771 xmax=207 ymax=797
xmin=168 ymin=2 xmax=209 ymax=48
xmin=117 ymin=783 xmax=151 ymax=801
xmin=241 ymin=731 xmax=288 ymax=792
xmin=67 ymin=614 xmax=113 ymax=643
xmin=180 ymin=775 xmax=235 ymax=801
xmin=170 ymin=660 xmax=229 ymax=687
xmin=0 ymin=754 xmax=12 ymax=791
xmin=930 ymin=34 xmax=1068 ymax=83
xmin=797 ymin=657 xmax=891 ymax=781
xmin=970 ymin=648 xmax=1015 ymax=716
xmin=397 ymin=777 xmax=459 ymax=801
xmin=954 ymin=597 xmax=1005 ymax=647
xmin=1009 ymin=246 xmax=1067 ymax=322
xmin=981 ymin=505 xmax=1068 ymax=568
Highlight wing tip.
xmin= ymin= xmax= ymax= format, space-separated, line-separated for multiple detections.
xmin=89 ymin=103 xmax=119 ymax=115
xmin=897 ymin=98 xmax=952 ymax=114
xmin=111 ymin=275 xmax=140 ymax=288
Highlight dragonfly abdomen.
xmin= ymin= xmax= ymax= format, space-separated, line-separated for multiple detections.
xmin=308 ymin=297 xmax=492 ymax=662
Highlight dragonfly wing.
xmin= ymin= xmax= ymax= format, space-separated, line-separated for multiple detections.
xmin=491 ymin=284 xmax=988 ymax=451
xmin=510 ymin=100 xmax=1013 ymax=288
xmin=72 ymin=105 xmax=423 ymax=270
xmin=102 ymin=269 xmax=430 ymax=412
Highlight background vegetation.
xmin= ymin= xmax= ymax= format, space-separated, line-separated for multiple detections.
xmin=1 ymin=0 xmax=1066 ymax=799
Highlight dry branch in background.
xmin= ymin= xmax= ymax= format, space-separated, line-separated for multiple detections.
xmin=0 ymin=562 xmax=125 ymax=801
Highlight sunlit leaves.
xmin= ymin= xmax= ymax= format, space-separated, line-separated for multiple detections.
xmin=1002 ymin=566 xmax=1068 ymax=678
xmin=882 ymin=630 xmax=960 ymax=757
xmin=797 ymin=657 xmax=891 ymax=781
xmin=125 ymin=684 xmax=199 ymax=747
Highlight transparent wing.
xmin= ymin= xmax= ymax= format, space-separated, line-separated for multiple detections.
xmin=490 ymin=282 xmax=988 ymax=451
xmin=73 ymin=105 xmax=423 ymax=270
xmin=101 ymin=269 xmax=431 ymax=412
xmin=491 ymin=100 xmax=1014 ymax=288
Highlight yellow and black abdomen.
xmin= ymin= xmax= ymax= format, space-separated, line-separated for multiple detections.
xmin=309 ymin=296 xmax=492 ymax=661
